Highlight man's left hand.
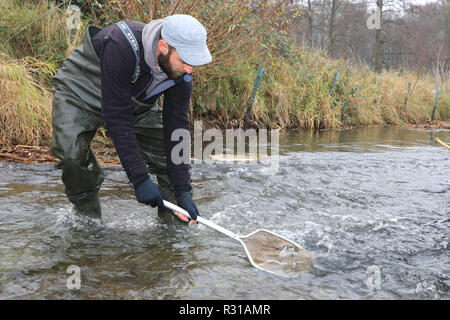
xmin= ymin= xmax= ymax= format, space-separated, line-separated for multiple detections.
xmin=175 ymin=189 xmax=199 ymax=223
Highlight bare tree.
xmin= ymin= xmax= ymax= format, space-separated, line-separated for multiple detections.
xmin=307 ymin=0 xmax=314 ymax=46
xmin=286 ymin=0 xmax=448 ymax=76
xmin=328 ymin=0 xmax=338 ymax=56
xmin=374 ymin=0 xmax=383 ymax=72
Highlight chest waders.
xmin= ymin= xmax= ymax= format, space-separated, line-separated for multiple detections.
xmin=51 ymin=25 xmax=178 ymax=220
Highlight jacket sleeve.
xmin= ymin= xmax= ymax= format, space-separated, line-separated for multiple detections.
xmin=162 ymin=78 xmax=193 ymax=190
xmin=99 ymin=39 xmax=149 ymax=183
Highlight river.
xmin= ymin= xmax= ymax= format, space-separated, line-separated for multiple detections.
xmin=0 ymin=126 xmax=448 ymax=299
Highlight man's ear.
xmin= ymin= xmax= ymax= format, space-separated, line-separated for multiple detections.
xmin=157 ymin=39 xmax=169 ymax=55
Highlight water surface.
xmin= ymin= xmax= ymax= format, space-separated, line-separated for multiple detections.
xmin=0 ymin=126 xmax=449 ymax=299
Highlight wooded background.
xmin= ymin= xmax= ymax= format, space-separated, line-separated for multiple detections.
xmin=281 ymin=0 xmax=448 ymax=80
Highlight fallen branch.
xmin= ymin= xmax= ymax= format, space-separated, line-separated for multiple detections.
xmin=434 ymin=137 xmax=450 ymax=151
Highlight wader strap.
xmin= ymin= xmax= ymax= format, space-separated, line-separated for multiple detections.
xmin=116 ymin=21 xmax=141 ymax=83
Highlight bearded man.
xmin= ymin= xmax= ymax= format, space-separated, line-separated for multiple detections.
xmin=50 ymin=14 xmax=212 ymax=222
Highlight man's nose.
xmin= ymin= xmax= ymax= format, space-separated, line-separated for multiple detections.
xmin=184 ymin=64 xmax=193 ymax=74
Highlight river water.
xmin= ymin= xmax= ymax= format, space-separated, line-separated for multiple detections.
xmin=0 ymin=126 xmax=449 ymax=299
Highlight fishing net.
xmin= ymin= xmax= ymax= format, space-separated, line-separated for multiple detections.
xmin=163 ymin=200 xmax=315 ymax=277
xmin=241 ymin=230 xmax=315 ymax=278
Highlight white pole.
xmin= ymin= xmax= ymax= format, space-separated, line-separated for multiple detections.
xmin=162 ymin=200 xmax=240 ymax=241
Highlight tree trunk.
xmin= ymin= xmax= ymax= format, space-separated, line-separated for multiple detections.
xmin=328 ymin=0 xmax=338 ymax=57
xmin=307 ymin=0 xmax=313 ymax=47
xmin=374 ymin=0 xmax=383 ymax=73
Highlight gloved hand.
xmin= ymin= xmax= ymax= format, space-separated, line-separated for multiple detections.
xmin=131 ymin=175 xmax=165 ymax=208
xmin=175 ymin=186 xmax=199 ymax=221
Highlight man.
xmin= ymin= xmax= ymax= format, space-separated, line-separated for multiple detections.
xmin=50 ymin=14 xmax=212 ymax=223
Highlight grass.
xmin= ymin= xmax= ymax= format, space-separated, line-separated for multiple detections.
xmin=0 ymin=0 xmax=448 ymax=148
xmin=1 ymin=0 xmax=69 ymax=65
xmin=194 ymin=45 xmax=449 ymax=130
xmin=0 ymin=52 xmax=54 ymax=146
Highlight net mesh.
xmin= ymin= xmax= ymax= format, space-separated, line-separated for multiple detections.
xmin=242 ymin=230 xmax=315 ymax=277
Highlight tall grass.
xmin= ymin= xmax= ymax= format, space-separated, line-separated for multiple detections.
xmin=0 ymin=52 xmax=54 ymax=146
xmin=0 ymin=0 xmax=78 ymax=66
xmin=0 ymin=0 xmax=448 ymax=147
xmin=194 ymin=43 xmax=449 ymax=130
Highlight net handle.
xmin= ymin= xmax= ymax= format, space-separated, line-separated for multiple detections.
xmin=163 ymin=200 xmax=241 ymax=241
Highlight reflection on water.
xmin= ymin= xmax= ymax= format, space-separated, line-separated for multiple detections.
xmin=0 ymin=126 xmax=449 ymax=299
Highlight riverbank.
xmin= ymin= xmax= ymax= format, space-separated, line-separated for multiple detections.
xmin=1 ymin=121 xmax=449 ymax=166
xmin=2 ymin=1 xmax=449 ymax=149
xmin=1 ymin=1 xmax=449 ymax=159
xmin=0 ymin=141 xmax=119 ymax=166
xmin=394 ymin=120 xmax=450 ymax=130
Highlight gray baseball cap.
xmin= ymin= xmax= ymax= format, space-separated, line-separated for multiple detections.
xmin=161 ymin=14 xmax=212 ymax=66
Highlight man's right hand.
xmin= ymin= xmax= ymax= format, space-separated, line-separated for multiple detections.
xmin=132 ymin=177 xmax=164 ymax=208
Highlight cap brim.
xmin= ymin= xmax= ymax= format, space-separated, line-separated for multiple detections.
xmin=177 ymin=45 xmax=212 ymax=66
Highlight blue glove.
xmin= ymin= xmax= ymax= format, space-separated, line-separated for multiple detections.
xmin=131 ymin=175 xmax=164 ymax=208
xmin=175 ymin=186 xmax=199 ymax=221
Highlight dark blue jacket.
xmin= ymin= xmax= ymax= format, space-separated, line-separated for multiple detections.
xmin=91 ymin=21 xmax=191 ymax=190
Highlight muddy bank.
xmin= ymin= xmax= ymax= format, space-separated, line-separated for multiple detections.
xmin=393 ymin=120 xmax=450 ymax=130
xmin=0 ymin=141 xmax=121 ymax=167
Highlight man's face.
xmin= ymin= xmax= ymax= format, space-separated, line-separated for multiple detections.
xmin=157 ymin=45 xmax=193 ymax=80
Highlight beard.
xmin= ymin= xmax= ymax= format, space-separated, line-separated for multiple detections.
xmin=157 ymin=49 xmax=184 ymax=80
